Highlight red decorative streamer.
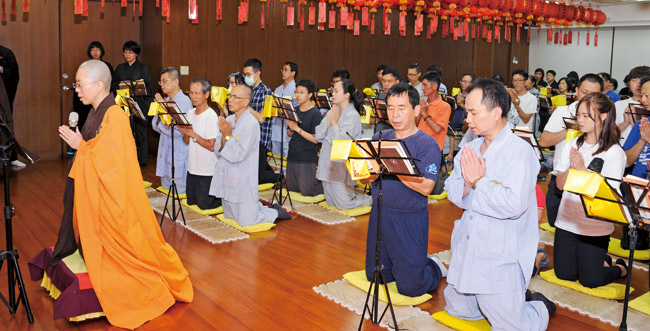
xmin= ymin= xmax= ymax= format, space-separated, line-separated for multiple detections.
xmin=139 ymin=0 xmax=142 ymax=16
xmin=370 ymin=13 xmax=375 ymax=35
xmin=82 ymin=0 xmax=87 ymax=16
xmin=568 ymin=29 xmax=573 ymax=44
xmin=121 ymin=0 xmax=126 ymax=8
xmin=340 ymin=6 xmax=348 ymax=27
xmin=399 ymin=11 xmax=406 ymax=36
xmin=354 ymin=18 xmax=360 ymax=35
xmin=527 ymin=25 xmax=531 ymax=43
xmin=260 ymin=5 xmax=264 ymax=28
xmin=23 ymin=0 xmax=28 ymax=12
xmin=318 ymin=1 xmax=326 ymax=24
xmin=308 ymin=4 xmax=315 ymax=25
xmin=547 ymin=27 xmax=552 ymax=43
xmin=216 ymin=0 xmax=222 ymax=20
xmin=329 ymin=9 xmax=335 ymax=29
xmin=1 ymin=0 xmax=6 ymax=21
xmin=10 ymin=0 xmax=15 ymax=15
xmin=595 ymin=31 xmax=598 ymax=46
xmin=300 ymin=8 xmax=305 ymax=31
xmin=287 ymin=5 xmax=294 ymax=26
xmin=586 ymin=30 xmax=590 ymax=46
xmin=361 ymin=6 xmax=368 ymax=26
xmin=516 ymin=24 xmax=520 ymax=42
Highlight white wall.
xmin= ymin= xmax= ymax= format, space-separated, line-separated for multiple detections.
xmin=528 ymin=3 xmax=650 ymax=88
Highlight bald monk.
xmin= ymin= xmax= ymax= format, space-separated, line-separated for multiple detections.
xmin=57 ymin=60 xmax=193 ymax=329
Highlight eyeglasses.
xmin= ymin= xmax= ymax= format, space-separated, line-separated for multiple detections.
xmin=72 ymin=81 xmax=96 ymax=89
xmin=512 ymin=79 xmax=525 ymax=83
xmin=229 ymin=95 xmax=248 ymax=100
xmin=158 ymin=79 xmax=171 ymax=85
xmin=281 ymin=68 xmax=291 ymax=73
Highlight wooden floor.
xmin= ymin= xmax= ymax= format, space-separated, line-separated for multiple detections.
xmin=0 ymin=159 xmax=647 ymax=330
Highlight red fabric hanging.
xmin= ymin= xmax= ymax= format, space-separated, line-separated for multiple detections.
xmin=595 ymin=31 xmax=598 ymax=46
xmin=10 ymin=0 xmax=15 ymax=15
xmin=362 ymin=6 xmax=368 ymax=26
xmin=216 ymin=0 xmax=222 ymax=20
xmin=308 ymin=4 xmax=315 ymax=25
xmin=2 ymin=0 xmax=7 ymax=21
xmin=370 ymin=13 xmax=375 ymax=34
xmin=23 ymin=0 xmax=28 ymax=12
xmin=586 ymin=30 xmax=590 ymax=45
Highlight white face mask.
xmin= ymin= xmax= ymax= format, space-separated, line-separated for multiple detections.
xmin=244 ymin=74 xmax=255 ymax=86
xmin=227 ymin=84 xmax=232 ymax=92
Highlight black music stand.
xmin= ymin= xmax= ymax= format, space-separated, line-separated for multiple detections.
xmin=626 ymin=103 xmax=650 ymax=123
xmin=567 ymin=172 xmax=650 ymax=331
xmin=0 ymin=119 xmax=38 ymax=323
xmin=157 ymin=101 xmax=190 ymax=226
xmin=269 ymin=96 xmax=300 ymax=209
xmin=346 ymin=132 xmax=423 ymax=330
xmin=512 ymin=128 xmax=545 ymax=162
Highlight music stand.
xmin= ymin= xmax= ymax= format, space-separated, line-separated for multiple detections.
xmin=512 ymin=128 xmax=545 ymax=162
xmin=342 ymin=132 xmax=423 ymax=330
xmin=118 ymin=80 xmax=148 ymax=97
xmin=315 ymin=91 xmax=332 ymax=110
xmin=269 ymin=96 xmax=300 ymax=209
xmin=564 ymin=170 xmax=650 ymax=331
xmin=157 ymin=101 xmax=190 ymax=226
xmin=0 ymin=119 xmax=37 ymax=323
xmin=625 ymin=103 xmax=650 ymax=123
xmin=121 ymin=95 xmax=146 ymax=120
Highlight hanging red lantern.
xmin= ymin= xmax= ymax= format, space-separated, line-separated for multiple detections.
xmin=575 ymin=5 xmax=586 ymax=25
xmin=583 ymin=7 xmax=595 ymax=25
xmin=593 ymin=10 xmax=606 ymax=27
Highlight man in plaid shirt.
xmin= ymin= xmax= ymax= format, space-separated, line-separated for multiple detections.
xmin=242 ymin=58 xmax=273 ymax=150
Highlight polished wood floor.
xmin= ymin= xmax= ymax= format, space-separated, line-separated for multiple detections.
xmin=0 ymin=159 xmax=647 ymax=330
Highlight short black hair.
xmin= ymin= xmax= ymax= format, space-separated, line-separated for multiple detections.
xmin=527 ymin=75 xmax=536 ymax=84
xmin=376 ymin=64 xmax=388 ymax=72
xmin=122 ymin=40 xmax=141 ymax=55
xmin=87 ymin=41 xmax=105 ymax=59
xmin=296 ymin=78 xmax=316 ymax=95
xmin=229 ymin=72 xmax=245 ymax=85
xmin=421 ymin=71 xmax=441 ymax=86
xmin=512 ymin=69 xmax=528 ymax=79
xmin=547 ymin=70 xmax=557 ymax=77
xmin=284 ymin=61 xmax=298 ymax=77
xmin=190 ymin=77 xmax=212 ymax=94
xmin=462 ymin=73 xmax=476 ymax=81
xmin=382 ymin=67 xmax=400 ymax=81
xmin=332 ymin=69 xmax=350 ymax=80
xmin=611 ymin=78 xmax=619 ymax=90
xmin=629 ymin=66 xmax=650 ymax=80
xmin=598 ymin=72 xmax=612 ymax=82
xmin=466 ymin=78 xmax=511 ymax=118
xmin=578 ymin=73 xmax=604 ymax=92
xmin=161 ymin=67 xmax=181 ymax=85
xmin=427 ymin=64 xmax=443 ymax=77
xmin=567 ymin=71 xmax=579 ymax=81
xmin=624 ymin=74 xmax=631 ymax=83
xmin=641 ymin=77 xmax=650 ymax=88
xmin=535 ymin=68 xmax=545 ymax=75
xmin=491 ymin=73 xmax=504 ymax=85
xmin=408 ymin=63 xmax=421 ymax=73
xmin=243 ymin=58 xmax=262 ymax=72
xmin=386 ymin=83 xmax=420 ymax=110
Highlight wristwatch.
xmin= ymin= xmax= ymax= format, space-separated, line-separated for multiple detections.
xmin=225 ymin=135 xmax=231 ymax=141
xmin=193 ymin=135 xmax=199 ymax=143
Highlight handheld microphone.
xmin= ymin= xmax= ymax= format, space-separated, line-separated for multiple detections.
xmin=588 ymin=157 xmax=604 ymax=174
xmin=67 ymin=112 xmax=79 ymax=156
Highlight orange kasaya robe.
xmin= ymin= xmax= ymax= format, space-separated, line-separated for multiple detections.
xmin=69 ymin=105 xmax=193 ymax=330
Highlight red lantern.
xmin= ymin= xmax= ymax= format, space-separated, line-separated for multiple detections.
xmin=575 ymin=5 xmax=586 ymax=24
xmin=593 ymin=10 xmax=606 ymax=26
xmin=563 ymin=4 xmax=577 ymax=23
xmin=541 ymin=1 xmax=558 ymax=25
xmin=583 ymin=7 xmax=595 ymax=25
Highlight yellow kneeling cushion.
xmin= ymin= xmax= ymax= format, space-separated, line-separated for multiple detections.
xmin=258 ymin=183 xmax=274 ymax=191
xmin=143 ymin=181 xmax=152 ymax=188
xmin=156 ymin=186 xmax=187 ymax=199
xmin=432 ymin=311 xmax=491 ymax=331
xmin=216 ymin=214 xmax=275 ymax=233
xmin=539 ymin=222 xmax=555 ymax=233
xmin=288 ymin=192 xmax=325 ymax=203
xmin=181 ymin=199 xmax=223 ymax=215
xmin=318 ymin=201 xmax=372 ymax=216
xmin=629 ymin=292 xmax=650 ymax=315
xmin=429 ymin=191 xmax=448 ymax=200
xmin=608 ymin=237 xmax=650 ymax=261
xmin=343 ymin=270 xmax=431 ymax=306
xmin=540 ymin=269 xmax=633 ymax=300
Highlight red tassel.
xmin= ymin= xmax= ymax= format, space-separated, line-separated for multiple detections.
xmin=82 ymin=0 xmax=87 ymax=16
xmin=139 ymin=0 xmax=142 ymax=16
xmin=482 ymin=24 xmax=487 ymax=39
xmin=216 ymin=0 xmax=222 ymax=20
xmin=370 ymin=13 xmax=375 ymax=35
xmin=487 ymin=26 xmax=492 ymax=43
xmin=156 ymin=0 xmax=159 ymax=7
xmin=563 ymin=30 xmax=567 ymax=45
xmin=100 ymin=0 xmax=104 ymax=12
xmin=10 ymin=0 xmax=15 ymax=15
xmin=516 ymin=23 xmax=520 ymax=42
xmin=527 ymin=24 xmax=531 ymax=42
xmin=2 ymin=0 xmax=7 ymax=20
xmin=595 ymin=31 xmax=598 ymax=46
xmin=505 ymin=25 xmax=510 ymax=42
xmin=578 ymin=31 xmax=580 ymax=45
xmin=586 ymin=30 xmax=590 ymax=46
xmin=261 ymin=5 xmax=265 ymax=28
xmin=23 ymin=0 xmax=28 ymax=12
xmin=472 ymin=20 xmax=476 ymax=39
xmin=568 ymin=28 xmax=572 ymax=44
xmin=432 ymin=15 xmax=438 ymax=33
xmin=554 ymin=31 xmax=559 ymax=44
xmin=547 ymin=27 xmax=552 ymax=42
xmin=495 ymin=25 xmax=501 ymax=43
xmin=300 ymin=8 xmax=305 ymax=31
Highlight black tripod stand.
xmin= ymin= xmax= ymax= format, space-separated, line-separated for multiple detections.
xmin=0 ymin=121 xmax=38 ymax=323
xmin=345 ymin=133 xmax=422 ymax=330
xmin=159 ymin=122 xmax=186 ymax=226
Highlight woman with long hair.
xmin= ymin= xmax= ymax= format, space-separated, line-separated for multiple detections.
xmin=315 ymin=79 xmax=371 ymax=209
xmin=553 ymin=92 xmax=627 ymax=288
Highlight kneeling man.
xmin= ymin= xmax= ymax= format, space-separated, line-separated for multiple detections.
xmin=444 ymin=78 xmax=553 ymax=330
xmin=209 ymin=84 xmax=278 ymax=225
xmin=362 ymin=83 xmax=445 ymax=297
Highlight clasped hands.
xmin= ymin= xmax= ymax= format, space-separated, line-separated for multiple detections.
xmin=59 ymin=125 xmax=82 ymax=150
xmin=460 ymin=146 xmax=486 ymax=186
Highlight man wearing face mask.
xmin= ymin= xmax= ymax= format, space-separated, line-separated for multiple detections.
xmin=241 ymin=58 xmax=273 ymax=152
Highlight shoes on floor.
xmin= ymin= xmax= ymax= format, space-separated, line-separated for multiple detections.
xmin=10 ymin=160 xmax=26 ymax=167
xmin=428 ymin=254 xmax=448 ymax=278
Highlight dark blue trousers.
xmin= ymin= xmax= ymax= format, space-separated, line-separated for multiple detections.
xmin=365 ymin=206 xmax=442 ymax=297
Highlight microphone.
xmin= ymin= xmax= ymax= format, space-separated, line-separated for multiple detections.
xmin=67 ymin=112 xmax=79 ymax=156
xmin=588 ymin=157 xmax=604 ymax=174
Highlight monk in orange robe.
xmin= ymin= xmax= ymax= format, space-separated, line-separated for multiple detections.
xmin=58 ymin=60 xmax=193 ymax=329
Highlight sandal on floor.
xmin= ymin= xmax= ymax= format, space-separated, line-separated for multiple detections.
xmin=615 ymin=258 xmax=628 ymax=278
xmin=538 ymin=248 xmax=550 ymax=269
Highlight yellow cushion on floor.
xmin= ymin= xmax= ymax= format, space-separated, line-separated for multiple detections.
xmin=155 ymin=186 xmax=187 ymax=199
xmin=318 ymin=201 xmax=372 ymax=216
xmin=608 ymin=237 xmax=650 ymax=261
xmin=540 ymin=269 xmax=632 ymax=300
xmin=539 ymin=222 xmax=555 ymax=233
xmin=629 ymin=292 xmax=650 ymax=315
xmin=288 ymin=192 xmax=325 ymax=203
xmin=429 ymin=191 xmax=447 ymax=200
xmin=258 ymin=183 xmax=274 ymax=191
xmin=216 ymin=214 xmax=275 ymax=233
xmin=432 ymin=311 xmax=491 ymax=331
xmin=181 ymin=199 xmax=223 ymax=215
xmin=143 ymin=181 xmax=152 ymax=188
xmin=343 ymin=270 xmax=431 ymax=306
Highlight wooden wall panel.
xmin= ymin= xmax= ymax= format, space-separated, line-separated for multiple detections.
xmin=0 ymin=0 xmax=60 ymax=159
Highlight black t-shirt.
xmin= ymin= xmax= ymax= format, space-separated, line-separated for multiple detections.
xmin=287 ymin=106 xmax=323 ymax=163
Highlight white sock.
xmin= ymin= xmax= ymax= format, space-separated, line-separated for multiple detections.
xmin=429 ymin=254 xmax=448 ymax=278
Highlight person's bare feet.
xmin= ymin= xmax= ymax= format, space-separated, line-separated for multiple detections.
xmin=615 ymin=259 xmax=628 ymax=278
